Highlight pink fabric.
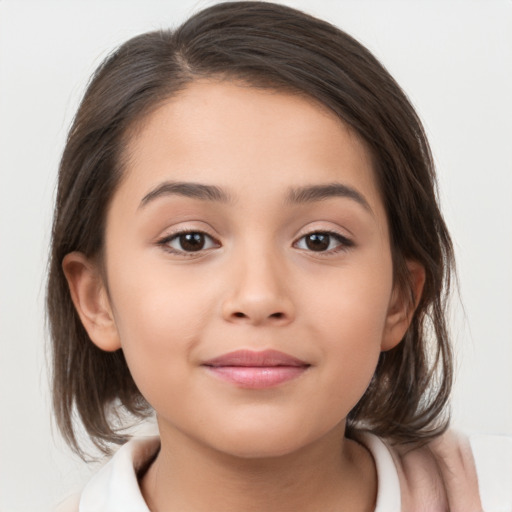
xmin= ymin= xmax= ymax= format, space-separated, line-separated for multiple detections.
xmin=387 ymin=430 xmax=483 ymax=511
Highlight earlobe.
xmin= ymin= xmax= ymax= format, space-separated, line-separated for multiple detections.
xmin=62 ymin=252 xmax=121 ymax=352
xmin=381 ymin=260 xmax=426 ymax=351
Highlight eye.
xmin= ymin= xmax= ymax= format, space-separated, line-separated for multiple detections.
xmin=159 ymin=231 xmax=219 ymax=254
xmin=294 ymin=231 xmax=353 ymax=253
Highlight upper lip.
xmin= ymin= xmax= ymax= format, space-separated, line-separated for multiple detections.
xmin=202 ymin=349 xmax=309 ymax=367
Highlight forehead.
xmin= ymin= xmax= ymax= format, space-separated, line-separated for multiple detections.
xmin=117 ymin=80 xmax=385 ymax=221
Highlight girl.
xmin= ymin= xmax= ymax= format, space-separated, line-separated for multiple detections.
xmin=48 ymin=2 xmax=511 ymax=510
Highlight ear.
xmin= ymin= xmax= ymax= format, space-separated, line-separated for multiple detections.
xmin=62 ymin=252 xmax=121 ymax=352
xmin=381 ymin=260 xmax=426 ymax=352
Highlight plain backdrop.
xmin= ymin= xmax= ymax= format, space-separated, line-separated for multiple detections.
xmin=0 ymin=1 xmax=511 ymax=510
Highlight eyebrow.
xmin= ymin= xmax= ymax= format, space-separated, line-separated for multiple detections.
xmin=139 ymin=181 xmax=231 ymax=208
xmin=287 ymin=183 xmax=372 ymax=213
xmin=139 ymin=180 xmax=372 ymax=213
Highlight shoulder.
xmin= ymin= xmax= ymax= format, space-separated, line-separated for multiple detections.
xmin=53 ymin=436 xmax=160 ymax=512
xmin=387 ymin=430 xmax=512 ymax=512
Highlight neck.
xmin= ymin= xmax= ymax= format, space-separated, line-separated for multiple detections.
xmin=140 ymin=422 xmax=377 ymax=512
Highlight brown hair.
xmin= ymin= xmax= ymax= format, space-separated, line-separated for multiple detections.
xmin=47 ymin=1 xmax=454 ymax=457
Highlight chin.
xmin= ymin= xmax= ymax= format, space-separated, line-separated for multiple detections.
xmin=206 ymin=420 xmax=341 ymax=460
xmin=217 ymin=436 xmax=308 ymax=460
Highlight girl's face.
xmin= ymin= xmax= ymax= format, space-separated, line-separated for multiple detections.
xmin=73 ymin=80 xmax=416 ymax=458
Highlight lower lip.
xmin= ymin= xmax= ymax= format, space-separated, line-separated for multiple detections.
xmin=204 ymin=366 xmax=308 ymax=389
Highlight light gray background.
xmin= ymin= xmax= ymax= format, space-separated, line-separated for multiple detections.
xmin=1 ymin=1 xmax=511 ymax=510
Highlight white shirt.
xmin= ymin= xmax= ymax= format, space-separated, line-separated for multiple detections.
xmin=56 ymin=432 xmax=512 ymax=512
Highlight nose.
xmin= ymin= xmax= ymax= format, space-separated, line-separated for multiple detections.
xmin=221 ymin=250 xmax=295 ymax=326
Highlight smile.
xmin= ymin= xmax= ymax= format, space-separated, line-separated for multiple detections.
xmin=202 ymin=349 xmax=310 ymax=389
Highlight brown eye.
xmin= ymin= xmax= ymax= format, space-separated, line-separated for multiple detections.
xmin=305 ymin=233 xmax=330 ymax=251
xmin=295 ymin=231 xmax=353 ymax=253
xmin=179 ymin=233 xmax=205 ymax=251
xmin=164 ymin=231 xmax=218 ymax=253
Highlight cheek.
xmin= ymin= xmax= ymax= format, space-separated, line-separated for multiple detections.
xmin=109 ymin=247 xmax=219 ymax=338
xmin=308 ymin=258 xmax=393 ymax=403
xmin=106 ymin=261 xmax=216 ymax=402
xmin=309 ymin=254 xmax=393 ymax=344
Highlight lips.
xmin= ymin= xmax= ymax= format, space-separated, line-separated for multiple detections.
xmin=202 ymin=349 xmax=310 ymax=389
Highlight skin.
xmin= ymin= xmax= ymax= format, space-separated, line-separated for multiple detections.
xmin=64 ymin=80 xmax=424 ymax=511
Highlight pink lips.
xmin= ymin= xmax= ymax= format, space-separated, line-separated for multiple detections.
xmin=202 ymin=349 xmax=310 ymax=389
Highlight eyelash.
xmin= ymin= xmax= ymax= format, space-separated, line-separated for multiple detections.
xmin=156 ymin=229 xmax=354 ymax=256
xmin=157 ymin=229 xmax=220 ymax=257
xmin=293 ymin=230 xmax=354 ymax=255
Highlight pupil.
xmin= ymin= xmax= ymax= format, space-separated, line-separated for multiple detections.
xmin=180 ymin=233 xmax=204 ymax=251
xmin=306 ymin=233 xmax=329 ymax=251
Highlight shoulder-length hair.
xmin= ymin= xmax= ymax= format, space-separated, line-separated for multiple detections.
xmin=47 ymin=1 xmax=454 ymax=457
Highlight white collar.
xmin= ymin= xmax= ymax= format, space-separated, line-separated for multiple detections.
xmin=79 ymin=436 xmax=159 ymax=512
xmin=357 ymin=433 xmax=401 ymax=512
xmin=78 ymin=434 xmax=400 ymax=511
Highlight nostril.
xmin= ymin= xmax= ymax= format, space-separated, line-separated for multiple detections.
xmin=232 ymin=311 xmax=284 ymax=320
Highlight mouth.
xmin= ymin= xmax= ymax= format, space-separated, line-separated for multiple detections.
xmin=202 ymin=349 xmax=311 ymax=389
